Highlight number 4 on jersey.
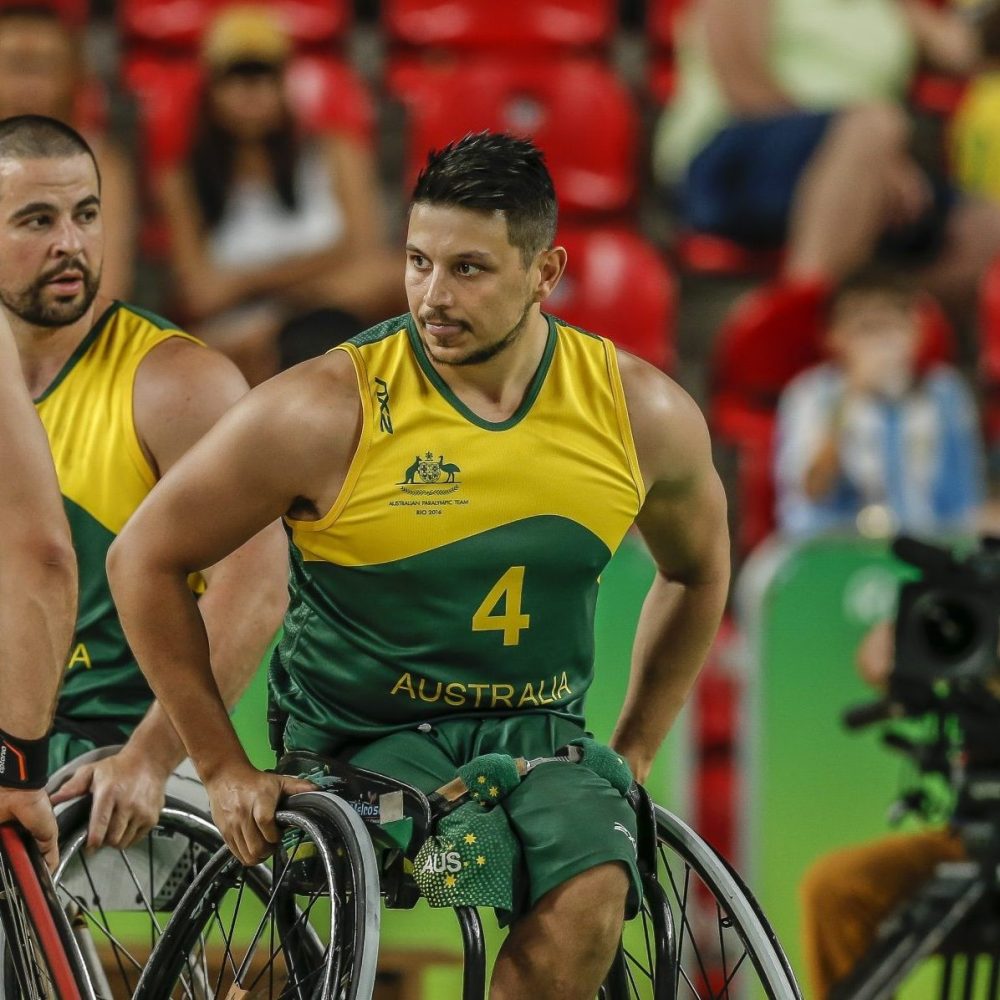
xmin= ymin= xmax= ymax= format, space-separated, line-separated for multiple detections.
xmin=472 ymin=566 xmax=531 ymax=646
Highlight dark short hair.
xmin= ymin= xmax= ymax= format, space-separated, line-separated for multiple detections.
xmin=0 ymin=114 xmax=100 ymax=187
xmin=411 ymin=131 xmax=557 ymax=267
xmin=828 ymin=264 xmax=920 ymax=323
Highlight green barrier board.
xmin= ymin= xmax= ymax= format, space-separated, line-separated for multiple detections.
xmin=744 ymin=536 xmax=972 ymax=998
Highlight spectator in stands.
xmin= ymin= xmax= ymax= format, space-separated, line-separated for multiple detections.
xmin=159 ymin=5 xmax=403 ymax=384
xmin=0 ymin=4 xmax=134 ymax=299
xmin=654 ymin=0 xmax=1000 ymax=308
xmin=951 ymin=4 xmax=1000 ymax=206
xmin=774 ymin=267 xmax=984 ymax=539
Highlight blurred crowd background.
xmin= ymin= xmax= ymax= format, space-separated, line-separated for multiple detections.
xmin=13 ymin=0 xmax=1000 ymax=562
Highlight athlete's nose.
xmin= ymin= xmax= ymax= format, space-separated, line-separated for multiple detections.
xmin=423 ymin=266 xmax=454 ymax=310
xmin=51 ymin=215 xmax=84 ymax=257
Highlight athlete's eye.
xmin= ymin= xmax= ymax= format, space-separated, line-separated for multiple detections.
xmin=408 ymin=254 xmax=429 ymax=269
xmin=77 ymin=208 xmax=99 ymax=224
xmin=456 ymin=262 xmax=482 ymax=276
xmin=24 ymin=215 xmax=51 ymax=230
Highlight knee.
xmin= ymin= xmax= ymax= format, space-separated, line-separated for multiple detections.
xmin=832 ymin=102 xmax=910 ymax=156
xmin=550 ymin=863 xmax=629 ymax=948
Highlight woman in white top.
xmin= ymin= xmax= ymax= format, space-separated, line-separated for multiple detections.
xmin=160 ymin=6 xmax=403 ymax=384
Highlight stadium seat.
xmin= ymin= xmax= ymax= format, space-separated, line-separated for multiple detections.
xmin=547 ymin=226 xmax=676 ymax=371
xmin=710 ymin=280 xmax=956 ymax=552
xmin=980 ymin=256 xmax=1000 ymax=444
xmin=119 ymin=0 xmax=350 ymax=51
xmin=674 ymin=233 xmax=782 ymax=277
xmin=646 ymin=0 xmax=688 ymax=104
xmin=387 ymin=55 xmax=639 ymax=218
xmin=382 ymin=0 xmax=616 ymax=52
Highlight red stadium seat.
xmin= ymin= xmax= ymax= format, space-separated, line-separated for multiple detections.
xmin=647 ymin=0 xmax=688 ymax=49
xmin=382 ymin=0 xmax=616 ymax=51
xmin=0 ymin=0 xmax=88 ymax=27
xmin=646 ymin=0 xmax=689 ymax=104
xmin=119 ymin=0 xmax=350 ymax=51
xmin=674 ymin=233 xmax=782 ymax=277
xmin=388 ymin=55 xmax=639 ymax=218
xmin=710 ymin=280 xmax=956 ymax=552
xmin=980 ymin=256 xmax=1000 ymax=444
xmin=546 ymin=226 xmax=676 ymax=371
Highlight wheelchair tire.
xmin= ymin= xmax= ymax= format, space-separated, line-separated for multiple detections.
xmin=604 ymin=804 xmax=802 ymax=1000
xmin=0 ymin=824 xmax=93 ymax=1000
xmin=132 ymin=790 xmax=381 ymax=1000
xmin=54 ymin=794 xmax=253 ymax=999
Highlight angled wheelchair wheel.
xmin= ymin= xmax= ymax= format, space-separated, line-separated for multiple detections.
xmin=604 ymin=804 xmax=802 ymax=1000
xmin=53 ymin=793 xmax=242 ymax=999
xmin=132 ymin=791 xmax=381 ymax=1000
xmin=0 ymin=824 xmax=93 ymax=1000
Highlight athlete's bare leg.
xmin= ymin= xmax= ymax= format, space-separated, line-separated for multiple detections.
xmin=490 ymin=862 xmax=629 ymax=1000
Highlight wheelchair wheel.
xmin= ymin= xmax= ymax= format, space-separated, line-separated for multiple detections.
xmin=132 ymin=791 xmax=381 ymax=1000
xmin=53 ymin=793 xmax=245 ymax=999
xmin=0 ymin=824 xmax=93 ymax=1000
xmin=605 ymin=804 xmax=802 ymax=1000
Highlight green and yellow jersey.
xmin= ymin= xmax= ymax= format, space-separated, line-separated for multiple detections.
xmin=35 ymin=302 xmax=197 ymax=739
xmin=274 ymin=313 xmax=645 ymax=752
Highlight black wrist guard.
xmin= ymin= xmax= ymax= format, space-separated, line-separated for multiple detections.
xmin=0 ymin=728 xmax=49 ymax=789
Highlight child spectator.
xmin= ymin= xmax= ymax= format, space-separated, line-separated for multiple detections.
xmin=950 ymin=4 xmax=1000 ymax=205
xmin=159 ymin=5 xmax=403 ymax=384
xmin=774 ymin=268 xmax=984 ymax=539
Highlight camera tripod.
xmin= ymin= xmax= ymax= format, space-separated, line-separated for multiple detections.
xmin=830 ymin=850 xmax=1000 ymax=1000
xmin=828 ymin=763 xmax=1000 ymax=1000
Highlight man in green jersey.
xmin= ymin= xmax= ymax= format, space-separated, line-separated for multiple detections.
xmin=0 ymin=307 xmax=76 ymax=870
xmin=0 ymin=115 xmax=291 ymax=852
xmin=110 ymin=132 xmax=731 ymax=998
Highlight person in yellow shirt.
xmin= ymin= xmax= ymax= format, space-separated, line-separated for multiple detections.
xmin=951 ymin=5 xmax=1000 ymax=205
xmin=0 ymin=113 xmax=288 ymax=852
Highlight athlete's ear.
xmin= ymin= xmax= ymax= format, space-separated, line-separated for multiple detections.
xmin=533 ymin=245 xmax=567 ymax=304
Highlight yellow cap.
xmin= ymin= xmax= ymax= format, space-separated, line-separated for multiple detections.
xmin=202 ymin=5 xmax=291 ymax=71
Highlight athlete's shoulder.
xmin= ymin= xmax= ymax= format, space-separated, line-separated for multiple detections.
xmin=615 ymin=347 xmax=712 ymax=485
xmin=111 ymin=300 xmax=185 ymax=335
xmin=344 ymin=313 xmax=413 ymax=352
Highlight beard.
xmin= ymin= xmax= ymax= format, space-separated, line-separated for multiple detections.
xmin=425 ymin=300 xmax=534 ymax=368
xmin=1 ymin=257 xmax=101 ymax=328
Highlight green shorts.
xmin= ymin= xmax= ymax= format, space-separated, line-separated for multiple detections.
xmin=290 ymin=713 xmax=641 ymax=920
xmin=47 ymin=732 xmax=98 ymax=775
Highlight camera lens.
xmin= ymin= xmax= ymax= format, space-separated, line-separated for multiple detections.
xmin=916 ymin=594 xmax=979 ymax=661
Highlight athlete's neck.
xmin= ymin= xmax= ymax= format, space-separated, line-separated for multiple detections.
xmin=428 ymin=310 xmax=550 ymax=423
xmin=10 ymin=293 xmax=112 ymax=399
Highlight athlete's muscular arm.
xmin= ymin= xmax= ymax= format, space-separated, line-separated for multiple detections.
xmin=107 ymin=354 xmax=361 ymax=864
xmin=609 ymin=353 xmax=730 ymax=785
xmin=53 ymin=339 xmax=289 ymax=850
xmin=0 ymin=315 xmax=77 ymax=870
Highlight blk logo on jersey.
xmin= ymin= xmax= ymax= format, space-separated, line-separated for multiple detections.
xmin=374 ymin=377 xmax=393 ymax=434
xmin=398 ymin=450 xmax=462 ymax=495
